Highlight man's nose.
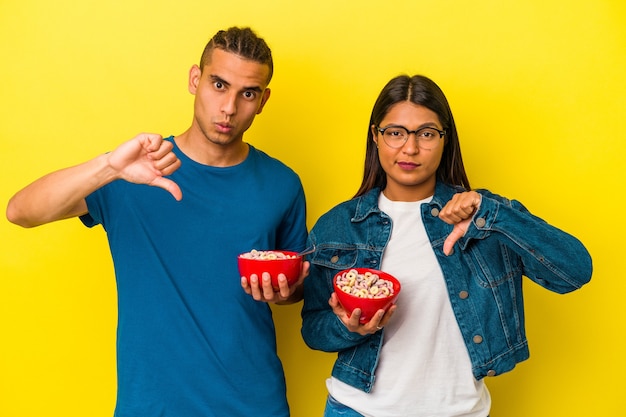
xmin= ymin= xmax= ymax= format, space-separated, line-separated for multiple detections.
xmin=221 ymin=93 xmax=237 ymax=115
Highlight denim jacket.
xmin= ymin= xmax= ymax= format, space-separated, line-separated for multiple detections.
xmin=300 ymin=182 xmax=592 ymax=393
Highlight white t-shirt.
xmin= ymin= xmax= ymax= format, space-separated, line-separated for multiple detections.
xmin=327 ymin=193 xmax=491 ymax=417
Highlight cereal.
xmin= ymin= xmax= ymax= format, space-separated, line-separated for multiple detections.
xmin=335 ymin=269 xmax=394 ymax=299
xmin=240 ymin=249 xmax=297 ymax=260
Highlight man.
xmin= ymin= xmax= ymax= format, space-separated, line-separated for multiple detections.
xmin=7 ymin=27 xmax=308 ymax=417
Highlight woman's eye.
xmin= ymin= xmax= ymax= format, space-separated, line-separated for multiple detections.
xmin=420 ymin=129 xmax=437 ymax=138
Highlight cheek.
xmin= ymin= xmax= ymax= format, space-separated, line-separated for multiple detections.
xmin=423 ymin=149 xmax=445 ymax=173
xmin=434 ymin=146 xmax=445 ymax=165
xmin=377 ymin=148 xmax=396 ymax=169
xmin=195 ymin=89 xmax=214 ymax=108
xmin=241 ymin=105 xmax=261 ymax=124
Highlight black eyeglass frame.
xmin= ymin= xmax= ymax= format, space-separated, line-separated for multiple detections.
xmin=376 ymin=125 xmax=447 ymax=146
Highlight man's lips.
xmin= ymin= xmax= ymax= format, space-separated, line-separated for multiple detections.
xmin=215 ymin=122 xmax=233 ymax=133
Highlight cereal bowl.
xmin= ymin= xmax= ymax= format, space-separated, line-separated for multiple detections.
xmin=238 ymin=250 xmax=303 ymax=290
xmin=333 ymin=268 xmax=401 ymax=324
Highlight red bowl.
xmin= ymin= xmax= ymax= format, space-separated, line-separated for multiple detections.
xmin=237 ymin=250 xmax=303 ymax=290
xmin=333 ymin=268 xmax=401 ymax=324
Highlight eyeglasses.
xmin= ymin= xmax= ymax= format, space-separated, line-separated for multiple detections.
xmin=376 ymin=125 xmax=446 ymax=150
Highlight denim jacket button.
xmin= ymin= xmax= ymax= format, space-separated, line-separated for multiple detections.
xmin=475 ymin=217 xmax=486 ymax=228
xmin=330 ymin=255 xmax=339 ymax=264
xmin=487 ymin=370 xmax=496 ymax=377
xmin=459 ymin=290 xmax=469 ymax=299
xmin=430 ymin=207 xmax=440 ymax=217
xmin=473 ymin=335 xmax=483 ymax=344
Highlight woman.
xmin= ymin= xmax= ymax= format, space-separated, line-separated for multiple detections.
xmin=300 ymin=75 xmax=592 ymax=417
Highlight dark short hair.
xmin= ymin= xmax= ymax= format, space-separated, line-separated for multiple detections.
xmin=199 ymin=26 xmax=273 ymax=84
xmin=355 ymin=75 xmax=471 ymax=197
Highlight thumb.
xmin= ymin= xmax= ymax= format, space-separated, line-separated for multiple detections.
xmin=151 ymin=177 xmax=183 ymax=201
xmin=443 ymin=223 xmax=466 ymax=256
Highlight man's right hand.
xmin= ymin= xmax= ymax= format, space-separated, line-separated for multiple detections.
xmin=7 ymin=133 xmax=183 ymax=228
xmin=108 ymin=133 xmax=182 ymax=201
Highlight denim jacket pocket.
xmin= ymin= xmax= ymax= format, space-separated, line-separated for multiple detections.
xmin=310 ymin=245 xmax=359 ymax=271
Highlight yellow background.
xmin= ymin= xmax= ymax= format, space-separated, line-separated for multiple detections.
xmin=1 ymin=1 xmax=624 ymax=416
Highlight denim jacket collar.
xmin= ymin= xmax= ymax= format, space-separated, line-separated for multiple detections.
xmin=352 ymin=182 xmax=465 ymax=222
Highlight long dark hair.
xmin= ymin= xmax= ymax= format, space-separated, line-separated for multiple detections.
xmin=354 ymin=75 xmax=471 ymax=197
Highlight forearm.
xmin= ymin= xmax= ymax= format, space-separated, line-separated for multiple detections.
xmin=466 ymin=193 xmax=593 ymax=292
xmin=302 ymin=307 xmax=368 ymax=352
xmin=301 ymin=270 xmax=369 ymax=351
xmin=6 ymin=153 xmax=118 ymax=227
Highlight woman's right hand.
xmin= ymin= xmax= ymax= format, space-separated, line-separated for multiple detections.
xmin=329 ymin=292 xmax=397 ymax=335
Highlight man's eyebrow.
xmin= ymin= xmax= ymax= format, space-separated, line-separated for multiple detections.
xmin=209 ymin=74 xmax=230 ymax=87
xmin=244 ymin=85 xmax=264 ymax=93
xmin=209 ymin=74 xmax=264 ymax=93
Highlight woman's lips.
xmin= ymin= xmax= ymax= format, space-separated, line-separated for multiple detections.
xmin=397 ymin=161 xmax=419 ymax=170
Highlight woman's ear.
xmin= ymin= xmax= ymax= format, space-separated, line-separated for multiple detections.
xmin=371 ymin=125 xmax=379 ymax=147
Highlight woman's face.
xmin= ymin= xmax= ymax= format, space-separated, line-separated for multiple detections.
xmin=372 ymin=101 xmax=445 ymax=201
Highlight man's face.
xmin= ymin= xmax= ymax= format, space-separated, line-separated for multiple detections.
xmin=188 ymin=48 xmax=271 ymax=147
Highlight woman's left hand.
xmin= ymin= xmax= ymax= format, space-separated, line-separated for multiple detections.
xmin=439 ymin=191 xmax=482 ymax=256
xmin=329 ymin=292 xmax=396 ymax=335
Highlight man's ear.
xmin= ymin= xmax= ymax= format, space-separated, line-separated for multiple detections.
xmin=256 ymin=88 xmax=271 ymax=114
xmin=188 ymin=64 xmax=201 ymax=94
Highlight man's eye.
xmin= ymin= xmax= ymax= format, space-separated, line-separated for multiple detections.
xmin=243 ymin=91 xmax=256 ymax=99
xmin=214 ymin=81 xmax=224 ymax=89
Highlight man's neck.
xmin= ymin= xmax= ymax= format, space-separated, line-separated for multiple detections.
xmin=174 ymin=129 xmax=249 ymax=167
